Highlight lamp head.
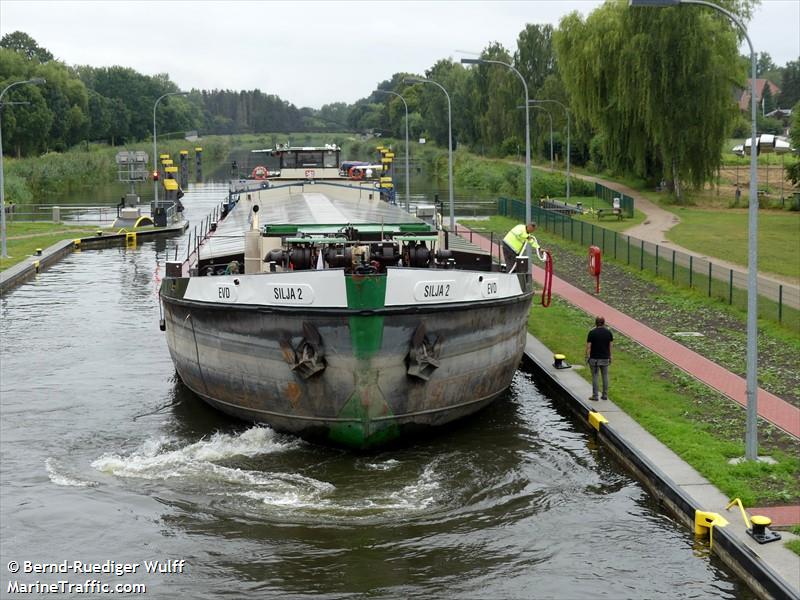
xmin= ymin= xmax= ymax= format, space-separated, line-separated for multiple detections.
xmin=403 ymin=77 xmax=423 ymax=84
xmin=460 ymin=58 xmax=483 ymax=65
xmin=30 ymin=78 xmax=46 ymax=85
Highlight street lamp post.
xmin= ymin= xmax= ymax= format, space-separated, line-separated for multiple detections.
xmin=404 ymin=77 xmax=454 ymax=231
xmin=630 ymin=0 xmax=760 ymax=460
xmin=153 ymin=91 xmax=188 ymax=206
xmin=1 ymin=77 xmax=46 ymax=259
xmin=375 ymin=90 xmax=411 ymax=211
xmin=531 ymin=105 xmax=554 ymax=169
xmin=530 ymin=99 xmax=571 ymax=201
xmin=462 ymin=58 xmax=531 ymax=224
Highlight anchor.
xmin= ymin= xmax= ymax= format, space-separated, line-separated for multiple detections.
xmin=407 ymin=322 xmax=442 ymax=381
xmin=280 ymin=322 xmax=326 ymax=379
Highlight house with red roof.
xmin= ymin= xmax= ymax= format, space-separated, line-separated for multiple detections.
xmin=737 ymin=78 xmax=782 ymax=111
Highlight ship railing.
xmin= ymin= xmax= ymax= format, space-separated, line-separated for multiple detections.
xmin=451 ymin=225 xmax=505 ymax=266
xmin=176 ymin=199 xmax=240 ymax=266
xmin=230 ymin=179 xmax=381 ymax=195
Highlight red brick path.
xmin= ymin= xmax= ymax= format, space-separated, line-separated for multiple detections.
xmin=457 ymin=225 xmax=800 ymax=440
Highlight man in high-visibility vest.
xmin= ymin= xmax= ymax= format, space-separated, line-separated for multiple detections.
xmin=502 ymin=223 xmax=539 ymax=266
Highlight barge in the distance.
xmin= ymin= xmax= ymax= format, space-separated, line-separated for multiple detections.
xmin=159 ymin=144 xmax=534 ymax=448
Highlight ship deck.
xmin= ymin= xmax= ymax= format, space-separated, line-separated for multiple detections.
xmin=255 ymin=185 xmax=422 ymax=225
xmin=201 ymin=182 xmax=426 ymax=262
xmin=198 ymin=180 xmax=494 ymax=263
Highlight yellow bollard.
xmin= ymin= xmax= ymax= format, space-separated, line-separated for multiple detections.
xmin=725 ymin=498 xmax=782 ymax=544
xmin=553 ymin=353 xmax=571 ymax=369
xmin=588 ymin=411 xmax=608 ymax=431
xmin=33 ymin=260 xmax=40 ymax=273
xmin=694 ymin=510 xmax=728 ymax=550
xmin=73 ymin=239 xmax=81 ymax=249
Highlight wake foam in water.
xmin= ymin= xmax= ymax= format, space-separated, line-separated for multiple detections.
xmin=359 ymin=458 xmax=401 ymax=472
xmin=45 ymin=457 xmax=97 ymax=488
xmin=387 ymin=461 xmax=441 ymax=510
xmin=91 ymin=426 xmax=447 ymax=518
xmin=91 ymin=426 xmax=296 ymax=481
xmin=90 ymin=427 xmax=338 ymax=510
xmin=234 ymin=473 xmax=336 ymax=508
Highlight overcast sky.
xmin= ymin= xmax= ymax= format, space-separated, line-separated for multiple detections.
xmin=2 ymin=1 xmax=798 ymax=108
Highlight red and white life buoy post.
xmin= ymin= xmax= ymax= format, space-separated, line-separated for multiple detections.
xmin=588 ymin=245 xmax=602 ymax=294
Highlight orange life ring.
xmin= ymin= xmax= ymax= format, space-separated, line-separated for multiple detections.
xmin=252 ymin=165 xmax=268 ymax=180
xmin=348 ymin=166 xmax=364 ymax=180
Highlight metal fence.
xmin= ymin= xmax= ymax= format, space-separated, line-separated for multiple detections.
xmin=4 ymin=205 xmax=118 ymax=224
xmin=3 ymin=203 xmax=181 ymax=225
xmin=498 ymin=197 xmax=799 ymax=325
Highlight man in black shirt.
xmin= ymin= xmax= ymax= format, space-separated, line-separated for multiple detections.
xmin=586 ymin=316 xmax=613 ymax=401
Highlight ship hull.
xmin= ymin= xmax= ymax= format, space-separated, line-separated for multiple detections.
xmin=161 ymin=271 xmax=533 ymax=448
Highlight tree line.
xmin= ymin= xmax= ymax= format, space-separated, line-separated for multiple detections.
xmin=2 ymin=1 xmax=799 ymax=196
xmin=346 ymin=0 xmax=798 ymax=197
xmin=0 ymin=31 xmax=345 ymax=157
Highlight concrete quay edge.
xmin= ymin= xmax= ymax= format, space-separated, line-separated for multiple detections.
xmin=0 ymin=221 xmax=188 ymax=296
xmin=523 ymin=332 xmax=800 ymax=600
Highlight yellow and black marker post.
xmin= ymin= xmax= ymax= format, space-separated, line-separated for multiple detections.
xmin=194 ymin=147 xmax=203 ymax=181
xmin=179 ymin=150 xmax=189 ymax=188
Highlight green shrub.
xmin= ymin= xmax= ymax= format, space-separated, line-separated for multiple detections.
xmin=589 ymin=133 xmax=607 ymax=172
xmin=3 ymin=174 xmax=33 ymax=204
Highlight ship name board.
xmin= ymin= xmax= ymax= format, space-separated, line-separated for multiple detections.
xmin=216 ymin=284 xmax=237 ymax=302
xmin=481 ymin=278 xmax=499 ymax=298
xmin=270 ymin=284 xmax=314 ymax=305
xmin=414 ymin=280 xmax=456 ymax=302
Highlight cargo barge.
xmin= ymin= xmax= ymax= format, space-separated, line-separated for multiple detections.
xmin=159 ymin=145 xmax=534 ymax=448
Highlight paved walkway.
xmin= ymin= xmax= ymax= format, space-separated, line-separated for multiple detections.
xmin=458 ymin=224 xmax=800 ymax=440
xmin=530 ymin=164 xmax=800 ymax=302
xmin=749 ymin=505 xmax=800 ymax=528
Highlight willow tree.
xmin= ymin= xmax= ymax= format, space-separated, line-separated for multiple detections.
xmin=555 ymin=1 xmax=753 ymax=198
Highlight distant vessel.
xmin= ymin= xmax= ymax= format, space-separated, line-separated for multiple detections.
xmin=160 ymin=145 xmax=534 ymax=448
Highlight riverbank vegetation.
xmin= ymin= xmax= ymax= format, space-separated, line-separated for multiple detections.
xmin=3 ymin=137 xmax=231 ymax=203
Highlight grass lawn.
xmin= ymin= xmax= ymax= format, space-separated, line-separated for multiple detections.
xmin=568 ymin=166 xmax=798 ymax=270
xmin=0 ymin=222 xmax=107 ymax=271
xmin=527 ymin=297 xmax=799 ymax=507
xmin=665 ymin=208 xmax=800 ymax=281
xmin=787 ymin=526 xmax=800 ymax=556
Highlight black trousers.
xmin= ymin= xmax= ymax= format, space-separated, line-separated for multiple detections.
xmin=502 ymin=242 xmax=518 ymax=267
